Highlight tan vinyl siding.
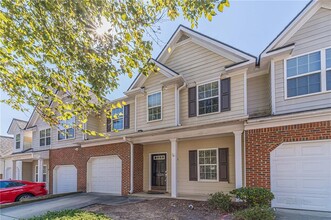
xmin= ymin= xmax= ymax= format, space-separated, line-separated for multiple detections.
xmin=143 ymin=143 xmax=171 ymax=192
xmin=177 ymin=136 xmax=235 ymax=195
xmin=166 ymin=41 xmax=235 ymax=83
xmin=247 ymin=74 xmax=271 ymax=117
xmin=285 ymin=8 xmax=331 ymax=56
xmin=86 ymin=115 xmax=101 ymax=140
xmin=136 ymin=72 xmax=176 ymax=131
xmin=274 ymin=60 xmax=331 ymax=114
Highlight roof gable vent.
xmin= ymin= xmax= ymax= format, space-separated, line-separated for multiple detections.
xmin=177 ymin=34 xmax=190 ymax=43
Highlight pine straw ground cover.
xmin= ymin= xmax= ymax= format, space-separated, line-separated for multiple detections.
xmin=82 ymin=198 xmax=231 ymax=220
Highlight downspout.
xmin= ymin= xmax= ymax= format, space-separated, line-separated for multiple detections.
xmin=177 ymin=83 xmax=187 ymax=126
xmin=134 ymin=95 xmax=137 ymax=132
xmin=123 ymin=137 xmax=134 ymax=194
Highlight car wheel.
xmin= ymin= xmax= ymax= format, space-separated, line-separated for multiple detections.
xmin=16 ymin=193 xmax=34 ymax=202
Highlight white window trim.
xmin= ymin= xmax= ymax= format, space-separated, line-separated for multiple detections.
xmin=326 ymin=48 xmax=331 ymax=90
xmin=35 ymin=165 xmax=47 ymax=182
xmin=197 ymin=148 xmax=219 ymax=182
xmin=197 ymin=80 xmax=220 ymax=116
xmin=39 ymin=128 xmax=51 ymax=147
xmin=284 ymin=47 xmax=331 ymax=100
xmin=58 ymin=117 xmax=75 ymax=141
xmin=111 ymin=107 xmax=124 ymax=131
xmin=147 ymin=90 xmax=163 ymax=122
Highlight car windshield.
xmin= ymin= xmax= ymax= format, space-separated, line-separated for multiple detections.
xmin=0 ymin=181 xmax=25 ymax=188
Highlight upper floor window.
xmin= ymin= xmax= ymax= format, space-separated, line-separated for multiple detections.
xmin=326 ymin=48 xmax=331 ymax=90
xmin=40 ymin=128 xmax=51 ymax=147
xmin=15 ymin=134 xmax=20 ymax=149
xmin=112 ymin=107 xmax=124 ymax=130
xmin=198 ymin=81 xmax=219 ymax=115
xmin=148 ymin=92 xmax=162 ymax=121
xmin=58 ymin=117 xmax=75 ymax=140
xmin=286 ymin=51 xmax=321 ymax=98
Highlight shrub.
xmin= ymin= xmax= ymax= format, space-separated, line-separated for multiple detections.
xmin=208 ymin=192 xmax=232 ymax=212
xmin=234 ymin=206 xmax=275 ymax=220
xmin=28 ymin=210 xmax=110 ymax=220
xmin=230 ymin=187 xmax=274 ymax=207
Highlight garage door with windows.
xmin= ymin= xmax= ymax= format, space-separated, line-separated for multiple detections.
xmin=53 ymin=165 xmax=77 ymax=194
xmin=87 ymin=155 xmax=122 ymax=195
xmin=271 ymin=140 xmax=331 ymax=212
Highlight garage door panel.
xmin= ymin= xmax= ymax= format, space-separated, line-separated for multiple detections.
xmin=87 ymin=155 xmax=122 ymax=195
xmin=271 ymin=140 xmax=331 ymax=212
xmin=54 ymin=165 xmax=77 ymax=194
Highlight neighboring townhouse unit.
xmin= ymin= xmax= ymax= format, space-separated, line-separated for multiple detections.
xmin=0 ymin=135 xmax=14 ymax=179
xmin=49 ymin=25 xmax=258 ymax=197
xmin=245 ymin=0 xmax=331 ymax=212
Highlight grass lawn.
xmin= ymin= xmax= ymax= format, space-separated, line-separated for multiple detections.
xmin=27 ymin=210 xmax=110 ymax=220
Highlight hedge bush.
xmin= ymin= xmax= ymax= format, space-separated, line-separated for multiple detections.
xmin=234 ymin=206 xmax=275 ymax=220
xmin=28 ymin=210 xmax=110 ymax=220
xmin=230 ymin=187 xmax=274 ymax=207
xmin=208 ymin=192 xmax=232 ymax=212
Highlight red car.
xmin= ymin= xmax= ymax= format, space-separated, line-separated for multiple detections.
xmin=0 ymin=180 xmax=47 ymax=204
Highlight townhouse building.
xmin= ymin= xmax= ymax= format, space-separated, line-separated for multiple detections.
xmin=3 ymin=0 xmax=330 ymax=212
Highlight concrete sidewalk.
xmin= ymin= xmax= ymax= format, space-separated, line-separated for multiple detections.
xmin=0 ymin=193 xmax=144 ymax=220
xmin=276 ymin=208 xmax=331 ymax=220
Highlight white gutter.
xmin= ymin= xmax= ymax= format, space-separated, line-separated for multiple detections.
xmin=123 ymin=137 xmax=134 ymax=194
xmin=177 ymin=83 xmax=186 ymax=126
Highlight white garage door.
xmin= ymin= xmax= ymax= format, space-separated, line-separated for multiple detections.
xmin=271 ymin=140 xmax=331 ymax=212
xmin=54 ymin=165 xmax=77 ymax=194
xmin=87 ymin=155 xmax=122 ymax=195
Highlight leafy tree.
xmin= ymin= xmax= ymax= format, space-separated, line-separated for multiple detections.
xmin=0 ymin=0 xmax=229 ymax=136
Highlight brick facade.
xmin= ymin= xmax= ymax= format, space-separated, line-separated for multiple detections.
xmin=245 ymin=121 xmax=331 ymax=188
xmin=49 ymin=143 xmax=143 ymax=195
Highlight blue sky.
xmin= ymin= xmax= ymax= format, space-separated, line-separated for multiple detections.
xmin=0 ymin=0 xmax=310 ymax=136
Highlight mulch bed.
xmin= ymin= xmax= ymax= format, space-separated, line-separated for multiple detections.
xmin=83 ymin=198 xmax=232 ymax=220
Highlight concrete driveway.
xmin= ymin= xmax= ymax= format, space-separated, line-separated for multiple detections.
xmin=276 ymin=208 xmax=331 ymax=220
xmin=0 ymin=193 xmax=144 ymax=220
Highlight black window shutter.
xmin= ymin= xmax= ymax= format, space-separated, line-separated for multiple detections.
xmin=219 ymin=148 xmax=229 ymax=181
xmin=189 ymin=150 xmax=198 ymax=181
xmin=106 ymin=117 xmax=112 ymax=132
xmin=188 ymin=87 xmax=197 ymax=117
xmin=221 ymin=78 xmax=231 ymax=112
xmin=124 ymin=104 xmax=130 ymax=129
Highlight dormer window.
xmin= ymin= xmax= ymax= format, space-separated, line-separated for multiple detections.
xmin=15 ymin=134 xmax=20 ymax=149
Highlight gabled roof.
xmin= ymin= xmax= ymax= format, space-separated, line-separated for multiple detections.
xmin=7 ymin=118 xmax=28 ymax=135
xmin=157 ymin=25 xmax=256 ymax=64
xmin=260 ymin=0 xmax=330 ymax=58
xmin=127 ymin=58 xmax=179 ymax=91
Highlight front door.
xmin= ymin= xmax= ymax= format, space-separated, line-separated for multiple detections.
xmin=151 ymin=154 xmax=166 ymax=191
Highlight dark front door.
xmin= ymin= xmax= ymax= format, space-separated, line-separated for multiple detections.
xmin=151 ymin=154 xmax=166 ymax=191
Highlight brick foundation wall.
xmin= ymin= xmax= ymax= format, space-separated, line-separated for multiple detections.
xmin=245 ymin=121 xmax=331 ymax=189
xmin=49 ymin=142 xmax=144 ymax=195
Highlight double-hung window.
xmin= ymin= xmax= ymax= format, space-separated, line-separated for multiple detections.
xmin=40 ymin=128 xmax=51 ymax=146
xmin=15 ymin=134 xmax=20 ymax=149
xmin=198 ymin=81 xmax=219 ymax=115
xmin=58 ymin=117 xmax=75 ymax=140
xmin=112 ymin=107 xmax=124 ymax=130
xmin=35 ymin=165 xmax=47 ymax=182
xmin=286 ymin=51 xmax=321 ymax=98
xmin=148 ymin=92 xmax=162 ymax=121
xmin=326 ymin=48 xmax=331 ymax=90
xmin=198 ymin=149 xmax=218 ymax=181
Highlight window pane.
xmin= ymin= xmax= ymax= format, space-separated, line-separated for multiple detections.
xmin=199 ymin=97 xmax=219 ymax=115
xmin=113 ymin=119 xmax=124 ymax=130
xmin=58 ymin=130 xmax=65 ymax=140
xmin=16 ymin=141 xmax=20 ymax=149
xmin=326 ymin=49 xmax=331 ymax=69
xmin=40 ymin=138 xmax=45 ymax=146
xmin=297 ymin=55 xmax=308 ymax=75
xmin=148 ymin=106 xmax=161 ymax=121
xmin=287 ymin=73 xmax=321 ymax=97
xmin=287 ymin=59 xmax=297 ymax=77
xmin=43 ymin=166 xmax=47 ymax=173
xmin=40 ymin=130 xmax=46 ymax=138
xmin=308 ymin=73 xmax=321 ymax=93
xmin=46 ymin=137 xmax=51 ymax=145
xmin=297 ymin=76 xmax=308 ymax=96
xmin=308 ymin=51 xmax=321 ymax=72
xmin=148 ymin=92 xmax=161 ymax=108
xmin=327 ymin=70 xmax=331 ymax=91
xmin=66 ymin=128 xmax=75 ymax=138
xmin=46 ymin=129 xmax=51 ymax=137
xmin=16 ymin=134 xmax=20 ymax=141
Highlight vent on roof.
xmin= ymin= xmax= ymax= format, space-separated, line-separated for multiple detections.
xmin=177 ymin=34 xmax=190 ymax=43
